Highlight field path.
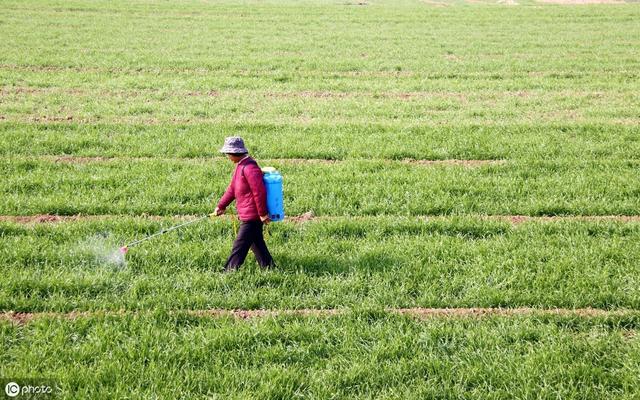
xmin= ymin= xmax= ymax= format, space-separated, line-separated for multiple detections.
xmin=2 ymin=214 xmax=640 ymax=225
xmin=5 ymin=155 xmax=505 ymax=167
xmin=3 ymin=307 xmax=638 ymax=324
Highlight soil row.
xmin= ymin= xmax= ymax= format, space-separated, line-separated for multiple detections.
xmin=6 ymin=155 xmax=506 ymax=167
xmin=3 ymin=86 xmax=624 ymax=100
xmin=2 ymin=307 xmax=636 ymax=325
xmin=9 ymin=114 xmax=637 ymax=126
xmin=0 ymin=86 xmax=471 ymax=100
xmin=1 ymin=64 xmax=629 ymax=79
xmin=1 ymin=214 xmax=639 ymax=225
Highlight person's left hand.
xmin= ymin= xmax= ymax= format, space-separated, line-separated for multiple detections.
xmin=260 ymin=214 xmax=271 ymax=225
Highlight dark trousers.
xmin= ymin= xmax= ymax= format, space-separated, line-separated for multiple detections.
xmin=224 ymin=220 xmax=274 ymax=270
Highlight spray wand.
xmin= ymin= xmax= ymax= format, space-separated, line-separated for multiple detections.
xmin=119 ymin=214 xmax=216 ymax=255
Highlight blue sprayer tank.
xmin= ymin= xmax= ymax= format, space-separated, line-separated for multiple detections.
xmin=262 ymin=167 xmax=284 ymax=221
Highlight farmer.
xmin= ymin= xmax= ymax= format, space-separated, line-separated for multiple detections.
xmin=214 ymin=137 xmax=275 ymax=272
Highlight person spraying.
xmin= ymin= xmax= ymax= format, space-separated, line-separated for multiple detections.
xmin=214 ymin=136 xmax=276 ymax=272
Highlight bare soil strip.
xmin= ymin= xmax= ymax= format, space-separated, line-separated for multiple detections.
xmin=2 ymin=214 xmax=640 ymax=225
xmin=1 ymin=307 xmax=637 ymax=324
xmin=0 ymin=215 xmax=104 ymax=223
xmin=1 ymin=87 xmax=627 ymax=108
xmin=405 ymin=159 xmax=504 ymax=166
xmin=6 ymin=115 xmax=639 ymax=126
xmin=10 ymin=155 xmax=504 ymax=167
xmin=490 ymin=215 xmax=640 ymax=225
xmin=46 ymin=155 xmax=341 ymax=164
xmin=2 ymin=86 xmax=627 ymax=100
xmin=1 ymin=87 xmax=465 ymax=100
xmin=2 ymin=65 xmax=631 ymax=78
xmin=537 ymin=0 xmax=624 ymax=3
xmin=0 ymin=64 xmax=416 ymax=77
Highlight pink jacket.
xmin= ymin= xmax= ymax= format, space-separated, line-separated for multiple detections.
xmin=217 ymin=156 xmax=268 ymax=222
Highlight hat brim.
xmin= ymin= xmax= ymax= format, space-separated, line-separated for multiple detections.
xmin=219 ymin=146 xmax=248 ymax=154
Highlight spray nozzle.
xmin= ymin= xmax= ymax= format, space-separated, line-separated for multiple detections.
xmin=119 ymin=246 xmax=129 ymax=255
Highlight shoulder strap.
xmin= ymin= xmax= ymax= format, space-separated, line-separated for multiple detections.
xmin=240 ymin=159 xmax=258 ymax=179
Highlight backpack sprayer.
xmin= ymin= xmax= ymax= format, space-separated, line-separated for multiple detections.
xmin=119 ymin=167 xmax=284 ymax=256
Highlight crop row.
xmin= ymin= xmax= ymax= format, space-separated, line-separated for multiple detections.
xmin=2 ymin=311 xmax=639 ymax=398
xmin=2 ymin=87 xmax=638 ymax=126
xmin=2 ymin=217 xmax=639 ymax=311
xmin=2 ymin=122 xmax=639 ymax=160
xmin=1 ymin=157 xmax=638 ymax=216
xmin=4 ymin=67 xmax=638 ymax=93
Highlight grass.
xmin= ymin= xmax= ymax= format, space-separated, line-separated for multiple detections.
xmin=1 ymin=122 xmax=639 ymax=160
xmin=2 ymin=312 xmax=640 ymax=399
xmin=1 ymin=217 xmax=640 ymax=311
xmin=2 ymin=0 xmax=640 ymax=397
xmin=2 ymin=86 xmax=638 ymax=125
xmin=1 ymin=157 xmax=639 ymax=216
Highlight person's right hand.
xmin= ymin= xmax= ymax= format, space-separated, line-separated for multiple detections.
xmin=214 ymin=207 xmax=225 ymax=216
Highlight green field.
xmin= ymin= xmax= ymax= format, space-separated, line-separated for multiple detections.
xmin=4 ymin=312 xmax=640 ymax=399
xmin=2 ymin=0 xmax=640 ymax=398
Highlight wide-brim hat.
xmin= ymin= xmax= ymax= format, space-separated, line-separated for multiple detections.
xmin=219 ymin=136 xmax=248 ymax=154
